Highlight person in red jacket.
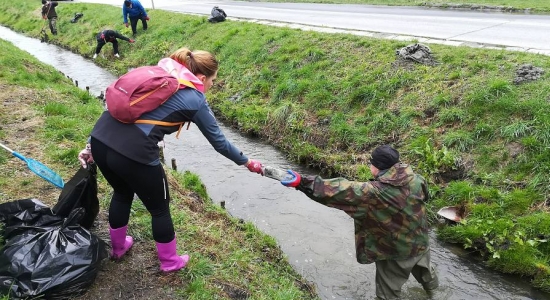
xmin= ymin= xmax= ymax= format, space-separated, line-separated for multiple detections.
xmin=93 ymin=30 xmax=135 ymax=59
xmin=41 ymin=0 xmax=58 ymax=35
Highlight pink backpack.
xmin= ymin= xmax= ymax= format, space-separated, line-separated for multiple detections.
xmin=106 ymin=66 xmax=196 ymax=136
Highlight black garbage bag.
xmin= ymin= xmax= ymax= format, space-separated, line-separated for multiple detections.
xmin=0 ymin=199 xmax=108 ymax=299
xmin=70 ymin=12 xmax=84 ymax=23
xmin=208 ymin=6 xmax=227 ymax=23
xmin=0 ymin=198 xmax=59 ymax=233
xmin=53 ymin=163 xmax=99 ymax=229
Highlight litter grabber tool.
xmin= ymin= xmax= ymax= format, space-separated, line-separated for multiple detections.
xmin=40 ymin=9 xmax=50 ymax=43
xmin=262 ymin=166 xmax=297 ymax=182
xmin=0 ymin=142 xmax=64 ymax=189
xmin=40 ymin=27 xmax=49 ymax=43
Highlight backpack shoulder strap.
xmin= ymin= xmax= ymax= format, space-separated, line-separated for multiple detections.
xmin=133 ymin=77 xmax=197 ymax=139
xmin=178 ymin=78 xmax=196 ymax=89
xmin=134 ymin=120 xmax=192 ymax=138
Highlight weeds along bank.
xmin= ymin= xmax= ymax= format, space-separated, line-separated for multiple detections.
xmin=2 ymin=0 xmax=550 ymax=292
xmin=0 ymin=39 xmax=317 ymax=298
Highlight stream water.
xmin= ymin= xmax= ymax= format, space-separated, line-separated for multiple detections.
xmin=2 ymin=25 xmax=549 ymax=300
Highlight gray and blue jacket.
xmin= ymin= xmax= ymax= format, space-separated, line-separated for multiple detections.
xmin=91 ymin=87 xmax=249 ymax=166
xmin=122 ymin=0 xmax=147 ymax=23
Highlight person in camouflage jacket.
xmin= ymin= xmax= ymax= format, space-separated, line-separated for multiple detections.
xmin=41 ymin=0 xmax=58 ymax=35
xmin=281 ymin=145 xmax=439 ymax=299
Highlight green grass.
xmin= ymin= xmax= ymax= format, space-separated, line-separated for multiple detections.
xmin=0 ymin=38 xmax=317 ymax=299
xmin=1 ymin=0 xmax=550 ymax=293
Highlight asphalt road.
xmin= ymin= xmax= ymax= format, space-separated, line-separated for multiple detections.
xmin=76 ymin=0 xmax=550 ymax=55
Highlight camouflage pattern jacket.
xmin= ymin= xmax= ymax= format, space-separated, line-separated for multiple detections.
xmin=297 ymin=163 xmax=430 ymax=264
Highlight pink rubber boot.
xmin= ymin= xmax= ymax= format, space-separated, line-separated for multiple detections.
xmin=155 ymin=237 xmax=189 ymax=272
xmin=109 ymin=225 xmax=134 ymax=259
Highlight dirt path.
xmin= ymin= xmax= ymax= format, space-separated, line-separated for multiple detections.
xmin=75 ymin=211 xmax=188 ymax=300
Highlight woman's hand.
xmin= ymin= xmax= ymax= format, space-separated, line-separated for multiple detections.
xmin=245 ymin=159 xmax=263 ymax=175
xmin=78 ymin=144 xmax=94 ymax=169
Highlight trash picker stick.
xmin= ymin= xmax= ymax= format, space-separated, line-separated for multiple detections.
xmin=0 ymin=142 xmax=64 ymax=189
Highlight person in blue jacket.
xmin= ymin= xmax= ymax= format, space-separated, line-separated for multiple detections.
xmin=122 ymin=0 xmax=149 ymax=36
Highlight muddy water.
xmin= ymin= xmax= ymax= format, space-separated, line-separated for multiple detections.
xmin=2 ymin=25 xmax=549 ymax=300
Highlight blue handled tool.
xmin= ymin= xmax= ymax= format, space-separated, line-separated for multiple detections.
xmin=0 ymin=142 xmax=64 ymax=189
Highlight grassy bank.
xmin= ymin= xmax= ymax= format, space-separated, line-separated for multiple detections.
xmin=2 ymin=0 xmax=550 ymax=293
xmin=243 ymin=0 xmax=550 ymax=13
xmin=0 ymin=39 xmax=316 ymax=299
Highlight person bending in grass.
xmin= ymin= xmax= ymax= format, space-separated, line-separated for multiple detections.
xmin=78 ymin=47 xmax=264 ymax=273
xmin=93 ymin=29 xmax=134 ymax=59
xmin=281 ymin=145 xmax=439 ymax=300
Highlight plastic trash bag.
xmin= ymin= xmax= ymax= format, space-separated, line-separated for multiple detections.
xmin=53 ymin=163 xmax=99 ymax=229
xmin=395 ymin=43 xmax=437 ymax=66
xmin=70 ymin=12 xmax=84 ymax=23
xmin=208 ymin=6 xmax=227 ymax=23
xmin=0 ymin=199 xmax=108 ymax=299
xmin=0 ymin=198 xmax=59 ymax=232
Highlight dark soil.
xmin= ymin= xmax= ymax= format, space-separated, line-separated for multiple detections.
xmin=73 ymin=211 xmax=188 ymax=300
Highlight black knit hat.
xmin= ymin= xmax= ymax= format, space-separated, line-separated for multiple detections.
xmin=42 ymin=0 xmax=47 ymax=4
xmin=124 ymin=0 xmax=131 ymax=7
xmin=370 ymin=145 xmax=399 ymax=170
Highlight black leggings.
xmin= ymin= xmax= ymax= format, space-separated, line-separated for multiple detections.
xmin=91 ymin=138 xmax=175 ymax=243
xmin=95 ymin=39 xmax=119 ymax=55
xmin=129 ymin=15 xmax=147 ymax=35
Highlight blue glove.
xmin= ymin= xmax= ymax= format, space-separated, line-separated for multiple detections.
xmin=281 ymin=170 xmax=301 ymax=188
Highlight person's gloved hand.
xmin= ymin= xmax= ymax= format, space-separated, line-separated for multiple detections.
xmin=78 ymin=144 xmax=94 ymax=169
xmin=145 ymin=16 xmax=150 ymax=21
xmin=129 ymin=39 xmax=135 ymax=43
xmin=124 ymin=22 xmax=129 ymax=28
xmin=281 ymin=170 xmax=301 ymax=188
xmin=246 ymin=159 xmax=263 ymax=175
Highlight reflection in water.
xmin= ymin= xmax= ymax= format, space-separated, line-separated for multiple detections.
xmin=2 ymin=25 xmax=549 ymax=300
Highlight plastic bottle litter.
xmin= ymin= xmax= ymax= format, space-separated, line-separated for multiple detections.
xmin=262 ymin=166 xmax=295 ymax=182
